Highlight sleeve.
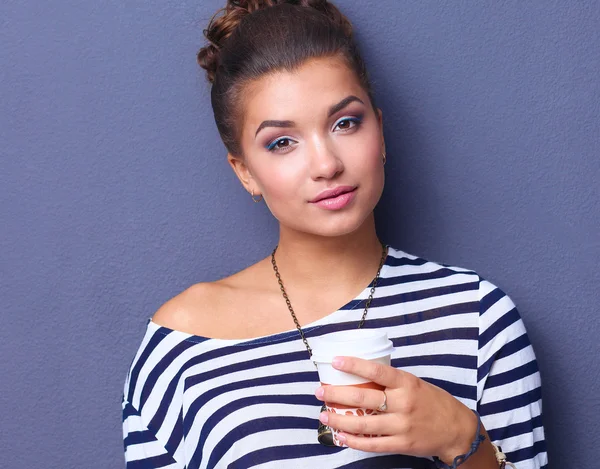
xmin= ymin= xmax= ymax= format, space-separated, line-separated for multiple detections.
xmin=477 ymin=278 xmax=548 ymax=468
xmin=122 ymin=400 xmax=183 ymax=469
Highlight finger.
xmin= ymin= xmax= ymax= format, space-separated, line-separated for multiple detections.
xmin=336 ymin=433 xmax=403 ymax=453
xmin=317 ymin=384 xmax=387 ymax=411
xmin=332 ymin=356 xmax=407 ymax=388
xmin=320 ymin=411 xmax=394 ymax=436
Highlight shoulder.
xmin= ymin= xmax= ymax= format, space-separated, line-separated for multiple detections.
xmin=151 ymin=257 xmax=272 ymax=336
xmin=387 ymin=246 xmax=519 ymax=309
xmin=390 ymin=247 xmax=528 ymax=349
xmin=386 ymin=246 xmax=480 ymax=282
xmin=394 ymin=246 xmax=527 ymax=343
xmin=151 ymin=282 xmax=220 ymax=334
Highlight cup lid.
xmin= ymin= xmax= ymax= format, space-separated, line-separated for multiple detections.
xmin=310 ymin=329 xmax=394 ymax=363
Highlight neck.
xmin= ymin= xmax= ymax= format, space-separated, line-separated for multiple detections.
xmin=273 ymin=214 xmax=385 ymax=294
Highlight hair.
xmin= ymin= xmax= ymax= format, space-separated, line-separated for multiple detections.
xmin=197 ymin=0 xmax=375 ymax=157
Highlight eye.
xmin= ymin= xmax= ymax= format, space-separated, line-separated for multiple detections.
xmin=266 ymin=137 xmax=297 ymax=153
xmin=333 ymin=116 xmax=362 ymax=132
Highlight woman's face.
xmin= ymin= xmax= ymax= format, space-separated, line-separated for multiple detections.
xmin=230 ymin=56 xmax=385 ymax=238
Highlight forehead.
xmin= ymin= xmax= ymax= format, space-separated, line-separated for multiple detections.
xmin=241 ymin=57 xmax=368 ymax=130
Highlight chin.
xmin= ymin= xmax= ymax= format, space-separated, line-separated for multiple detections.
xmin=274 ymin=186 xmax=382 ymax=238
xmin=283 ymin=209 xmax=374 ymax=238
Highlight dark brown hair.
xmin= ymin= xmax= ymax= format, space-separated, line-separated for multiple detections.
xmin=197 ymin=0 xmax=375 ymax=157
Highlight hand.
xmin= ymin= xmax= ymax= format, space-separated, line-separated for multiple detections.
xmin=314 ymin=356 xmax=478 ymax=463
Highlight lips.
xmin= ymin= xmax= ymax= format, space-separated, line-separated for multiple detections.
xmin=310 ymin=186 xmax=356 ymax=203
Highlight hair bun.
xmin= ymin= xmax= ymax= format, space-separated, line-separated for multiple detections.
xmin=197 ymin=0 xmax=351 ymax=83
xmin=197 ymin=2 xmax=249 ymax=83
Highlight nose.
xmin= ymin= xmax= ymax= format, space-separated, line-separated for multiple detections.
xmin=308 ymin=141 xmax=344 ymax=181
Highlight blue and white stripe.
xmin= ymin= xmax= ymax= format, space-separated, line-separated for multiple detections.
xmin=122 ymin=247 xmax=548 ymax=468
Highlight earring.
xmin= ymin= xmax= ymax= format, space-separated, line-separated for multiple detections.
xmin=251 ymin=189 xmax=263 ymax=203
xmin=382 ymin=151 xmax=387 ymax=165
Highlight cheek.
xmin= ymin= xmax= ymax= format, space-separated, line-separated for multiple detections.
xmin=346 ymin=132 xmax=385 ymax=203
xmin=343 ymin=132 xmax=382 ymax=173
xmin=255 ymin=158 xmax=306 ymax=201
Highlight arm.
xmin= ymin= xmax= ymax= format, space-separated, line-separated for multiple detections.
xmin=476 ymin=279 xmax=548 ymax=468
xmin=432 ymin=279 xmax=548 ymax=468
xmin=122 ymin=290 xmax=201 ymax=469
xmin=313 ymin=278 xmax=548 ymax=467
xmin=434 ymin=410 xmax=502 ymax=468
xmin=122 ymin=400 xmax=183 ymax=469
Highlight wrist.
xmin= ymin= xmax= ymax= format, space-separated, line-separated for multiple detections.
xmin=437 ymin=406 xmax=480 ymax=465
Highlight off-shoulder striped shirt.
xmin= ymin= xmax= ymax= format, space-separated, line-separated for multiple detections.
xmin=122 ymin=247 xmax=548 ymax=468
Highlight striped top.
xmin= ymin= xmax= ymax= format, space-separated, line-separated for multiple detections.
xmin=122 ymin=247 xmax=548 ymax=468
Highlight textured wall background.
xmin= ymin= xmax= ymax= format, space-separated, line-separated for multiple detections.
xmin=1 ymin=0 xmax=598 ymax=467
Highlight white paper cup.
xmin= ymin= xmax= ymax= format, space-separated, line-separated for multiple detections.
xmin=311 ymin=330 xmax=394 ymax=446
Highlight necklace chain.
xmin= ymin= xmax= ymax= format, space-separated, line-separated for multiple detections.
xmin=270 ymin=243 xmax=388 ymax=358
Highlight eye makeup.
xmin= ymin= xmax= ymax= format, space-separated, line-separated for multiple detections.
xmin=263 ymin=112 xmax=365 ymax=154
xmin=266 ymin=136 xmax=296 ymax=153
xmin=332 ymin=114 xmax=364 ymax=132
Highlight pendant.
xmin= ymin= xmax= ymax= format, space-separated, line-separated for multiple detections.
xmin=317 ymin=403 xmax=336 ymax=446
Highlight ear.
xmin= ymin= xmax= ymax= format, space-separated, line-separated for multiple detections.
xmin=227 ymin=153 xmax=260 ymax=196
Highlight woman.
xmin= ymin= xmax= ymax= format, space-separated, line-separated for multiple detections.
xmin=122 ymin=1 xmax=547 ymax=468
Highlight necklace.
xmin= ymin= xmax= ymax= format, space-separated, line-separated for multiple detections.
xmin=270 ymin=242 xmax=388 ymax=446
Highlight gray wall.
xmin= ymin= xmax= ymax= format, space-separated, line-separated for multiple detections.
xmin=2 ymin=0 xmax=598 ymax=467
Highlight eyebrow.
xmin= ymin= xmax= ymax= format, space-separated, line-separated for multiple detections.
xmin=254 ymin=120 xmax=295 ymax=137
xmin=254 ymin=95 xmax=365 ymax=137
xmin=327 ymin=95 xmax=364 ymax=118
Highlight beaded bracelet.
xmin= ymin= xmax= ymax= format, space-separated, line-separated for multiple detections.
xmin=432 ymin=410 xmax=486 ymax=469
xmin=432 ymin=410 xmax=517 ymax=469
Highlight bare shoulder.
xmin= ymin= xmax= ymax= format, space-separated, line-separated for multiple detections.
xmin=151 ymin=258 xmax=273 ymax=338
xmin=151 ymin=282 xmax=220 ymax=335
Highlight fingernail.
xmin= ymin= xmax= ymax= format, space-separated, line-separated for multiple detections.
xmin=337 ymin=433 xmax=347 ymax=445
xmin=315 ymin=386 xmax=324 ymax=399
xmin=319 ymin=412 xmax=329 ymax=424
xmin=332 ymin=357 xmax=344 ymax=368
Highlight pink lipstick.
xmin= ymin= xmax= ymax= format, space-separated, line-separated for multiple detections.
xmin=310 ymin=186 xmax=357 ymax=210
